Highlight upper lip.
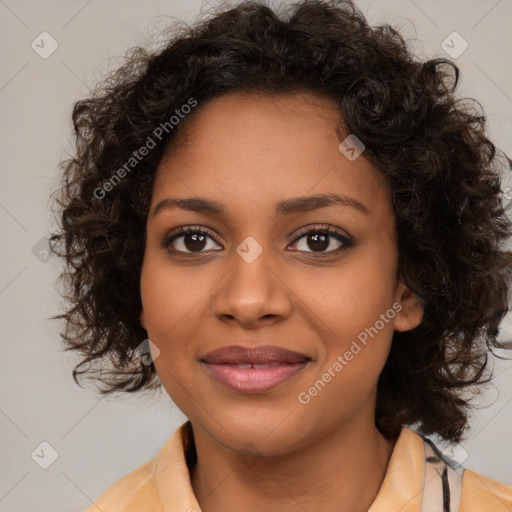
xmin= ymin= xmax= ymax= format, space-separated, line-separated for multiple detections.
xmin=200 ymin=345 xmax=310 ymax=364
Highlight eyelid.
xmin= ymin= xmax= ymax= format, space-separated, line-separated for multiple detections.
xmin=292 ymin=223 xmax=352 ymax=242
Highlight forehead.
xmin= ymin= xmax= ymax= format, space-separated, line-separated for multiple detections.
xmin=165 ymin=90 xmax=346 ymax=156
xmin=151 ymin=91 xmax=392 ymax=224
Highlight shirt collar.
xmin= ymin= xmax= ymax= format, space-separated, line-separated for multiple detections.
xmin=155 ymin=421 xmax=201 ymax=512
xmin=154 ymin=421 xmax=426 ymax=512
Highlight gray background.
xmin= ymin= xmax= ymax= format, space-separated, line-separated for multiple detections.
xmin=0 ymin=1 xmax=511 ymax=511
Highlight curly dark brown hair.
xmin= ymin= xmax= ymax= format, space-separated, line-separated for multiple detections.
xmin=50 ymin=0 xmax=512 ymax=443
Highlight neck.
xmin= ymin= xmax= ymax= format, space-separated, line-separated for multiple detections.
xmin=189 ymin=414 xmax=396 ymax=512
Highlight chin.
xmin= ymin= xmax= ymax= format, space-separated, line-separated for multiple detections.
xmin=199 ymin=412 xmax=311 ymax=456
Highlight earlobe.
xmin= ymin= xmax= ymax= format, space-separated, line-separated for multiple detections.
xmin=393 ymin=282 xmax=424 ymax=332
xmin=139 ymin=310 xmax=146 ymax=330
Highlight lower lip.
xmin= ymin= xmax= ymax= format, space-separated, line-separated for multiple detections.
xmin=202 ymin=362 xmax=309 ymax=393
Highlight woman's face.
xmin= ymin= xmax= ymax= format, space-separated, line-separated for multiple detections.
xmin=140 ymin=91 xmax=423 ymax=454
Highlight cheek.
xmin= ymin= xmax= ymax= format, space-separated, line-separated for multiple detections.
xmin=140 ymin=253 xmax=210 ymax=335
xmin=297 ymin=244 xmax=397 ymax=393
xmin=298 ymin=291 xmax=395 ymax=422
xmin=300 ymin=250 xmax=397 ymax=341
xmin=140 ymin=260 xmax=191 ymax=373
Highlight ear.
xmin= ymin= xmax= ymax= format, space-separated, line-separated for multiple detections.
xmin=392 ymin=281 xmax=424 ymax=332
xmin=139 ymin=309 xmax=146 ymax=330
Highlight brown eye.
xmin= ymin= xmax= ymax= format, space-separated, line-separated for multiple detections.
xmin=289 ymin=226 xmax=353 ymax=255
xmin=162 ymin=226 xmax=222 ymax=254
xmin=181 ymin=232 xmax=208 ymax=252
xmin=305 ymin=232 xmax=330 ymax=252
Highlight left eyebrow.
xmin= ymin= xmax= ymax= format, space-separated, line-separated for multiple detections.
xmin=275 ymin=193 xmax=370 ymax=216
xmin=151 ymin=192 xmax=370 ymax=217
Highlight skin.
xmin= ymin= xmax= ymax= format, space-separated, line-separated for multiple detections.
xmin=139 ymin=91 xmax=424 ymax=512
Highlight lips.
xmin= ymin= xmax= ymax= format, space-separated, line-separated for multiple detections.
xmin=200 ymin=345 xmax=311 ymax=393
xmin=200 ymin=345 xmax=310 ymax=365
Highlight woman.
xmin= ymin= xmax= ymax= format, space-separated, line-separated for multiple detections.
xmin=50 ymin=0 xmax=512 ymax=510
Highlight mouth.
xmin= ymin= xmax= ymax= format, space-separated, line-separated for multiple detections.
xmin=200 ymin=345 xmax=311 ymax=393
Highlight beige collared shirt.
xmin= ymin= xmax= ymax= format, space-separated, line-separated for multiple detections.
xmin=84 ymin=421 xmax=512 ymax=511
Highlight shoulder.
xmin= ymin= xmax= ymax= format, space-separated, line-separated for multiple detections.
xmin=460 ymin=468 xmax=512 ymax=512
xmin=401 ymin=428 xmax=511 ymax=512
xmin=82 ymin=421 xmax=196 ymax=512
xmin=83 ymin=456 xmax=163 ymax=512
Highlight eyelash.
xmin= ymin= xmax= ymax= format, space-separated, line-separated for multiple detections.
xmin=161 ymin=224 xmax=354 ymax=258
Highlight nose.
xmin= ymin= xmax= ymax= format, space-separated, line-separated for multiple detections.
xmin=211 ymin=238 xmax=293 ymax=329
